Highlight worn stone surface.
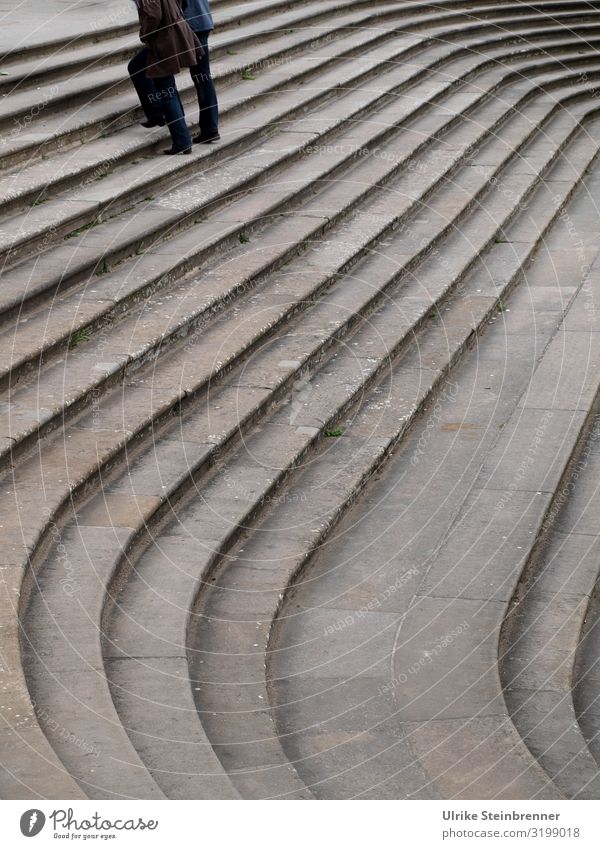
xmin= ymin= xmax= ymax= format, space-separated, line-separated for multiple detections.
xmin=4 ymin=0 xmax=600 ymax=803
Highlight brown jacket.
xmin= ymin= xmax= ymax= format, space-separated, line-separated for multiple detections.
xmin=137 ymin=0 xmax=204 ymax=78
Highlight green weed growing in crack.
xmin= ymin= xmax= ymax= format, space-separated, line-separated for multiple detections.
xmin=68 ymin=329 xmax=91 ymax=349
xmin=241 ymin=68 xmax=256 ymax=81
xmin=64 ymin=219 xmax=98 ymax=239
xmin=239 ymin=232 xmax=251 ymax=244
xmin=324 ymin=427 xmax=344 ymax=438
xmin=428 ymin=309 xmax=440 ymax=320
xmin=30 ymin=197 xmax=47 ymax=206
xmin=227 ymin=48 xmax=238 ymax=55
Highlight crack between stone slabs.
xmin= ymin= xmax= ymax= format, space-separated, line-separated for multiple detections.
xmin=106 ymin=654 xmax=187 ymax=661
xmin=279 ymin=130 xmax=321 ymax=136
xmin=560 ymin=529 xmax=600 ymax=539
xmin=412 ymin=592 xmax=524 ymax=604
xmin=229 ymin=383 xmax=278 ymax=391
xmin=479 ymin=486 xmax=555 ymax=495
xmin=400 ymin=712 xmax=511 ymax=726
xmin=506 ymin=687 xmax=575 ymax=696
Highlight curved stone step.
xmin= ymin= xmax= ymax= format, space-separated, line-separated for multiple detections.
xmin=0 ymin=2 xmax=136 ymax=65
xmin=21 ymin=522 xmax=167 ymax=799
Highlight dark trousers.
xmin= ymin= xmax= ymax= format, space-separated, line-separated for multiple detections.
xmin=127 ymin=48 xmax=192 ymax=151
xmin=190 ymin=30 xmax=219 ymax=136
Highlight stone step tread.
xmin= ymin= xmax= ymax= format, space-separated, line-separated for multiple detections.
xmin=500 ymin=397 xmax=600 ymax=797
xmin=0 ymin=31 xmax=137 ymax=86
xmin=21 ymin=526 xmax=167 ymax=800
xmin=574 ymin=581 xmax=600 ymax=773
xmin=21 ymin=519 xmax=240 ymax=800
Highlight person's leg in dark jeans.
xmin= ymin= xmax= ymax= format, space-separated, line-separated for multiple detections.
xmin=127 ymin=48 xmax=165 ymax=127
xmin=152 ymin=75 xmax=193 ymax=154
xmin=190 ymin=31 xmax=219 ymax=143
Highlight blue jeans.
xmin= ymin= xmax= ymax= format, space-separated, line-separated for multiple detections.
xmin=190 ymin=31 xmax=219 ymax=136
xmin=128 ymin=48 xmax=192 ymax=151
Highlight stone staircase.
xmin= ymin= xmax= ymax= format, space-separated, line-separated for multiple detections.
xmin=1 ymin=0 xmax=600 ymax=799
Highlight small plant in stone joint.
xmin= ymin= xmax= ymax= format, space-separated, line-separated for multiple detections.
xmin=324 ymin=427 xmax=344 ymax=438
xmin=241 ymin=67 xmax=256 ymax=81
xmin=239 ymin=232 xmax=251 ymax=244
xmin=68 ymin=329 xmax=91 ymax=349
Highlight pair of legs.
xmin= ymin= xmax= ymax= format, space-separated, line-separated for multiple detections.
xmin=128 ymin=47 xmax=192 ymax=152
xmin=128 ymin=33 xmax=219 ymax=147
